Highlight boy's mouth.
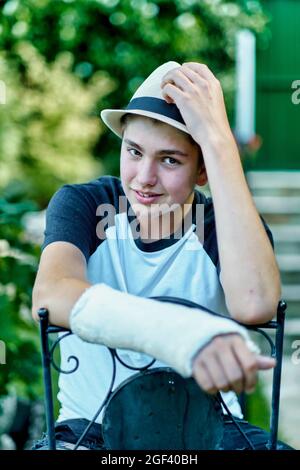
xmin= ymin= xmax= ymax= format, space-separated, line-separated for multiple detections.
xmin=133 ymin=190 xmax=163 ymax=204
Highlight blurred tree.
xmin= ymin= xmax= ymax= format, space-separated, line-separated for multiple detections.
xmin=0 ymin=188 xmax=41 ymax=399
xmin=0 ymin=42 xmax=112 ymax=206
xmin=0 ymin=0 xmax=268 ymax=203
xmin=0 ymin=186 xmax=45 ymax=448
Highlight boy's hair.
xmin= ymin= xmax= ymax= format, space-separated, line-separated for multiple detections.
xmin=120 ymin=113 xmax=204 ymax=168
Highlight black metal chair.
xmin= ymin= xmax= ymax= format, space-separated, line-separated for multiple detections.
xmin=37 ymin=297 xmax=287 ymax=450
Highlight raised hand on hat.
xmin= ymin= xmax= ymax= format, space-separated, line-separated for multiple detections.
xmin=162 ymin=62 xmax=281 ymax=327
xmin=160 ymin=62 xmax=235 ymax=148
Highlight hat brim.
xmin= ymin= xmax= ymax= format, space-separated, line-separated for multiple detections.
xmin=100 ymin=108 xmax=189 ymax=139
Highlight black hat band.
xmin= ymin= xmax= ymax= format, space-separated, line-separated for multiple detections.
xmin=126 ymin=97 xmax=185 ymax=125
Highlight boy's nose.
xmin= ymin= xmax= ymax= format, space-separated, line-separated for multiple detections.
xmin=136 ymin=159 xmax=158 ymax=187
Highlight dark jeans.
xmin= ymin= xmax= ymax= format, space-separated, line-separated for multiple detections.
xmin=31 ymin=419 xmax=106 ymax=450
xmin=221 ymin=415 xmax=293 ymax=450
xmin=31 ymin=416 xmax=294 ymax=451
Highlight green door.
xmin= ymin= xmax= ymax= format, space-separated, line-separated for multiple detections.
xmin=248 ymin=0 xmax=300 ymax=170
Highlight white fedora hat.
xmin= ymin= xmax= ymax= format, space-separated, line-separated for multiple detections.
xmin=100 ymin=61 xmax=189 ymax=139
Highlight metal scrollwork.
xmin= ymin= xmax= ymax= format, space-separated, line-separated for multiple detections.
xmin=49 ymin=331 xmax=79 ymax=374
xmin=247 ymin=326 xmax=276 ymax=357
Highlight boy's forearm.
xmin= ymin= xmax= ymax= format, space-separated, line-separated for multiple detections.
xmin=70 ymin=283 xmax=256 ymax=378
xmin=32 ymin=278 xmax=92 ymax=329
xmin=201 ymin=134 xmax=281 ymax=323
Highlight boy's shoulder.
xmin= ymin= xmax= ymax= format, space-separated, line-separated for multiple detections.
xmin=62 ymin=174 xmax=124 ymax=199
xmin=50 ymin=175 xmax=125 ymax=210
xmin=43 ymin=176 xmax=126 ymax=261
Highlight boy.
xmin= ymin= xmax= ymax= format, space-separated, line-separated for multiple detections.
xmin=31 ymin=61 xmax=289 ymax=450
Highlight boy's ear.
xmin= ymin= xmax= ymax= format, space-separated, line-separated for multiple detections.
xmin=196 ymin=163 xmax=208 ymax=186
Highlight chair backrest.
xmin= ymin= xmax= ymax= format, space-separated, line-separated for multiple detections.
xmin=37 ymin=298 xmax=286 ymax=450
xmin=102 ymin=368 xmax=224 ymax=450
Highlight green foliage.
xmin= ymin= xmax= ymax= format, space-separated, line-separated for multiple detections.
xmin=0 ymin=0 xmax=268 ymax=204
xmin=0 ymin=42 xmax=109 ymax=206
xmin=0 ymin=186 xmax=42 ymax=400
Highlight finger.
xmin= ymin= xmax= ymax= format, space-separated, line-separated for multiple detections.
xmin=232 ymin=339 xmax=258 ymax=392
xmin=192 ymin=360 xmax=218 ymax=395
xmin=161 ymin=68 xmax=192 ymax=92
xmin=200 ymin=352 xmax=232 ymax=393
xmin=216 ymin=347 xmax=245 ymax=395
xmin=180 ymin=65 xmax=208 ymax=88
xmin=256 ymin=355 xmax=276 ymax=370
xmin=161 ymin=82 xmax=185 ymax=104
xmin=182 ymin=62 xmax=217 ymax=82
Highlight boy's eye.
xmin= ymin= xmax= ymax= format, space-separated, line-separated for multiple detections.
xmin=127 ymin=148 xmax=142 ymax=157
xmin=163 ymin=157 xmax=180 ymax=166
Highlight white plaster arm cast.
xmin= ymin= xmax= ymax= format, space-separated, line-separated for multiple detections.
xmin=70 ymin=283 xmax=258 ymax=378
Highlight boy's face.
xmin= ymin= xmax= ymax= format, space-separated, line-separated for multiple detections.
xmin=120 ymin=116 xmax=206 ymax=223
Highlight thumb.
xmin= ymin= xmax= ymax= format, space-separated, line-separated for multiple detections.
xmin=256 ymin=355 xmax=276 ymax=370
